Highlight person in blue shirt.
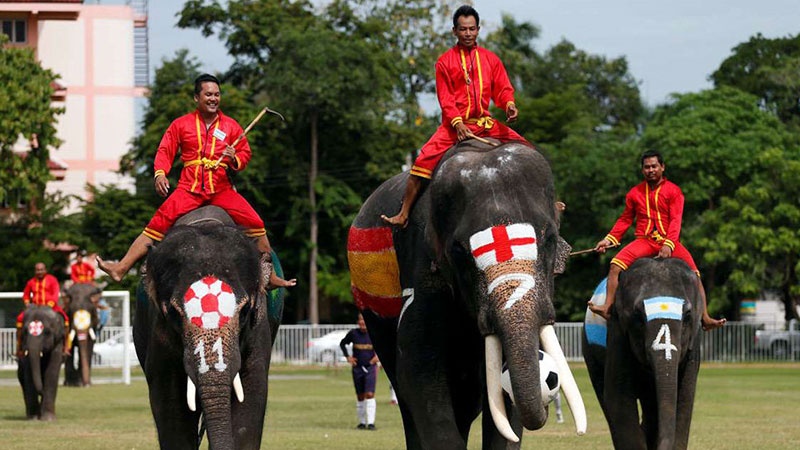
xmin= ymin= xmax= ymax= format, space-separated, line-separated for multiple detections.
xmin=340 ymin=313 xmax=379 ymax=430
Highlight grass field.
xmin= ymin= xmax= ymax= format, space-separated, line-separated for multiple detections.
xmin=0 ymin=363 xmax=798 ymax=449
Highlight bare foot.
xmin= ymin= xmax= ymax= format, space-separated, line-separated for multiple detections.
xmin=96 ymin=256 xmax=125 ymax=282
xmin=588 ymin=301 xmax=610 ymax=320
xmin=269 ymin=272 xmax=297 ymax=290
xmin=702 ymin=316 xmax=726 ymax=331
xmin=380 ymin=213 xmax=408 ymax=228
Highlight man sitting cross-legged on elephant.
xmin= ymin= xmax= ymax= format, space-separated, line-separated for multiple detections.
xmin=97 ymin=73 xmax=295 ymax=289
xmin=16 ymin=262 xmax=70 ymax=357
xmin=382 ymin=5 xmax=533 ymax=227
xmin=588 ymin=149 xmax=726 ymax=331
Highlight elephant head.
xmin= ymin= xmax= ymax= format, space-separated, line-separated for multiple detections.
xmin=583 ymin=257 xmax=703 ymax=449
xmin=142 ymin=209 xmax=267 ymax=449
xmin=427 ymin=142 xmax=585 ymax=439
xmin=63 ymin=283 xmax=101 ymax=386
xmin=18 ymin=306 xmax=65 ymax=420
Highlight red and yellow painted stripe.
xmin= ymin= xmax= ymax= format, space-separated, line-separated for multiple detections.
xmin=347 ymin=226 xmax=402 ymax=318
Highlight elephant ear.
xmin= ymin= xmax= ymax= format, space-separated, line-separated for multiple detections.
xmin=554 ymin=236 xmax=572 ymax=275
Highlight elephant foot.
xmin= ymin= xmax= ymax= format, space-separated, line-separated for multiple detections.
xmin=39 ymin=413 xmax=56 ymax=422
xmin=702 ymin=315 xmax=726 ymax=331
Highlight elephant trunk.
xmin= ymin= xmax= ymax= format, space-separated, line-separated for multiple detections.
xmin=79 ymin=339 xmax=92 ymax=386
xmin=198 ymin=381 xmax=235 ymax=450
xmin=652 ymin=324 xmax=681 ymax=450
xmin=28 ymin=346 xmax=44 ymax=395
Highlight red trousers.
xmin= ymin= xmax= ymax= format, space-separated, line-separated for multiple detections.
xmin=611 ymin=238 xmax=699 ymax=274
xmin=144 ymin=188 xmax=266 ymax=241
xmin=410 ymin=120 xmax=529 ymax=179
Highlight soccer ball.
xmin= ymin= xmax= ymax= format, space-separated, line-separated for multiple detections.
xmin=183 ymin=276 xmax=237 ymax=329
xmin=500 ymin=350 xmax=560 ymax=405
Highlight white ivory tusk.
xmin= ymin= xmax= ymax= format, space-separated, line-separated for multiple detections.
xmin=187 ymin=376 xmax=197 ymax=412
xmin=89 ymin=328 xmax=96 ymax=341
xmin=485 ymin=335 xmax=520 ymax=443
xmin=69 ymin=329 xmax=76 ymax=343
xmin=540 ymin=325 xmax=587 ymax=435
xmin=233 ymin=373 xmax=244 ymax=403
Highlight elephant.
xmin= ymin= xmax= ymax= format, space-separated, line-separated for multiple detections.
xmin=63 ymin=282 xmax=102 ymax=386
xmin=582 ymin=257 xmax=704 ymax=450
xmin=17 ymin=305 xmax=66 ymax=421
xmin=347 ymin=140 xmax=587 ymax=449
xmin=135 ymin=205 xmax=283 ymax=450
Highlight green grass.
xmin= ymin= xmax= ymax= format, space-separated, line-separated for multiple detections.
xmin=0 ymin=363 xmax=798 ymax=449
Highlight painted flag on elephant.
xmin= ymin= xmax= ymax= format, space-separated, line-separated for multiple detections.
xmin=644 ymin=296 xmax=684 ymax=321
xmin=469 ymin=223 xmax=537 ymax=270
xmin=347 ymin=226 xmax=402 ymax=318
xmin=585 ymin=277 xmax=608 ymax=347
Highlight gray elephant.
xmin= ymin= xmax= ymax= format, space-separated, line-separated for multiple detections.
xmin=63 ymin=282 xmax=102 ymax=386
xmin=347 ymin=140 xmax=586 ymax=449
xmin=17 ymin=305 xmax=66 ymax=421
xmin=135 ymin=206 xmax=282 ymax=450
xmin=582 ymin=257 xmax=703 ymax=450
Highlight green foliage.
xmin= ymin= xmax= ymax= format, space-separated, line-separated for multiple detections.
xmin=0 ymin=40 xmax=63 ymax=214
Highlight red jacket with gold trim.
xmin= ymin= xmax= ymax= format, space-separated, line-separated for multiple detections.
xmin=70 ymin=261 xmax=95 ymax=284
xmin=153 ymin=110 xmax=251 ymax=194
xmin=605 ymin=178 xmax=684 ymax=251
xmin=23 ymin=274 xmax=60 ymax=308
xmin=435 ymin=44 xmax=516 ymax=129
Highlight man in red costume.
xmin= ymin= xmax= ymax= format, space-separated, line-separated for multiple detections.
xmin=97 ymin=74 xmax=295 ymax=288
xmin=17 ymin=262 xmax=70 ymax=357
xmin=382 ymin=5 xmax=531 ymax=227
xmin=70 ymin=250 xmax=95 ymax=284
xmin=588 ymin=150 xmax=726 ymax=330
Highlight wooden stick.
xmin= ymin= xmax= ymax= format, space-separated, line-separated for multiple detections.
xmin=569 ymin=243 xmax=619 ymax=256
xmin=212 ymin=107 xmax=278 ymax=168
xmin=468 ymin=134 xmax=498 ymax=146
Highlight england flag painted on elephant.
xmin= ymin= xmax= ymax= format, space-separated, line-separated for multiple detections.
xmin=470 ymin=224 xmax=538 ymax=310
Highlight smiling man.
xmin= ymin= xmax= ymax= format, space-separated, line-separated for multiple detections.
xmin=97 ymin=74 xmax=295 ymax=288
xmin=381 ymin=4 xmax=531 ymax=227
xmin=588 ymin=150 xmax=725 ymax=330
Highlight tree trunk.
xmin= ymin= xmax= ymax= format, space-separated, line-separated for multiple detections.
xmin=308 ymin=109 xmax=319 ymax=325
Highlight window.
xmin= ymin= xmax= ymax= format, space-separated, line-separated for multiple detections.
xmin=1 ymin=19 xmax=26 ymax=44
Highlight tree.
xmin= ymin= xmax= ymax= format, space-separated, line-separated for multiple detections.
xmin=0 ymin=38 xmax=63 ymax=218
xmin=711 ymin=33 xmax=800 ymax=128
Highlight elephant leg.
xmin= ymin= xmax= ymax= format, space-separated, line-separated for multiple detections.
xmin=481 ymin=393 xmax=522 ymax=450
xmin=146 ymin=349 xmax=201 ymax=449
xmin=674 ymin=349 xmax=701 ymax=450
xmin=603 ymin=323 xmax=646 ymax=449
xmin=397 ymin=289 xmax=466 ymax=450
xmin=18 ymin=360 xmax=39 ymax=419
xmin=40 ymin=351 xmax=63 ymax=421
xmin=231 ymin=331 xmax=270 ymax=450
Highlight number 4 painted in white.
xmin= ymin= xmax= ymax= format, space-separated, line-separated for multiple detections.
xmin=651 ymin=323 xmax=678 ymax=360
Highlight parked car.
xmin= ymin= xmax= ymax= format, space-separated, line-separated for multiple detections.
xmin=754 ymin=319 xmax=800 ymax=358
xmin=307 ymin=329 xmax=351 ymax=364
xmin=93 ymin=332 xmax=139 ymax=367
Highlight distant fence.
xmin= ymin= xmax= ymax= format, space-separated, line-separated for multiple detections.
xmin=1 ymin=322 xmax=796 ymax=370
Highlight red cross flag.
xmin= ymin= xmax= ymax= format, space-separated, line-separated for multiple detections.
xmin=184 ymin=276 xmax=237 ymax=329
xmin=469 ymin=223 xmax=538 ymax=270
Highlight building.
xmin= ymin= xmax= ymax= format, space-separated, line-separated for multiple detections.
xmin=1 ymin=0 xmax=149 ymax=212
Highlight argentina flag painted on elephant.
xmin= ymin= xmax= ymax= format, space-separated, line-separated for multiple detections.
xmin=644 ymin=296 xmax=684 ymax=321
xmin=584 ymin=278 xmax=608 ymax=347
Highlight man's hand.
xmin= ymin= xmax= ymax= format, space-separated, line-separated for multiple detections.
xmin=506 ymin=103 xmax=519 ymax=123
xmin=222 ymin=144 xmax=236 ymax=161
xmin=347 ymin=356 xmax=357 ymax=367
xmin=370 ymin=355 xmax=379 ymax=366
xmin=657 ymin=245 xmax=672 ymax=259
xmin=594 ymin=238 xmax=612 ymax=254
xmin=454 ymin=122 xmax=475 ymax=142
xmin=154 ymin=174 xmax=170 ymax=198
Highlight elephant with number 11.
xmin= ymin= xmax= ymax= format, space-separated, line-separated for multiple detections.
xmin=348 ymin=140 xmax=587 ymax=449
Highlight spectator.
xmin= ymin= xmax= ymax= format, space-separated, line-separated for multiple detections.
xmin=340 ymin=314 xmax=379 ymax=430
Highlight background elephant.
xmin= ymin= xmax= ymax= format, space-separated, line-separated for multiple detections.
xmin=583 ymin=257 xmax=703 ymax=450
xmin=347 ymin=140 xmax=586 ymax=450
xmin=134 ymin=206 xmax=283 ymax=450
xmin=17 ymin=305 xmax=66 ymax=421
xmin=63 ymin=282 xmax=102 ymax=386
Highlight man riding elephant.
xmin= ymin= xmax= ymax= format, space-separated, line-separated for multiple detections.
xmin=16 ymin=262 xmax=70 ymax=358
xmin=97 ymin=73 xmax=295 ymax=289
xmin=588 ymin=149 xmax=726 ymax=331
xmin=381 ymin=5 xmax=532 ymax=228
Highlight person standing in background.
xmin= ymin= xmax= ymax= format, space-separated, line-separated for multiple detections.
xmin=340 ymin=314 xmax=379 ymax=430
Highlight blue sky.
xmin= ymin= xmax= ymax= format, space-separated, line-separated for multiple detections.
xmin=148 ymin=0 xmax=799 ymax=106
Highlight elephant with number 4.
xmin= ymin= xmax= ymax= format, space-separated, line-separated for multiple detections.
xmin=347 ymin=140 xmax=587 ymax=449
xmin=135 ymin=206 xmax=283 ymax=450
xmin=63 ymin=282 xmax=102 ymax=386
xmin=17 ymin=305 xmax=66 ymax=421
xmin=583 ymin=257 xmax=704 ymax=450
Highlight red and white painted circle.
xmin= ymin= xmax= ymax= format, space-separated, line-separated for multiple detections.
xmin=184 ymin=276 xmax=237 ymax=329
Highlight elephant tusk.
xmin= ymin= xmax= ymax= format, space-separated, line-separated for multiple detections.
xmin=187 ymin=377 xmax=197 ymax=412
xmin=39 ymin=352 xmax=43 ymax=358
xmin=233 ymin=373 xmax=245 ymax=403
xmin=485 ymin=335 xmax=520 ymax=443
xmin=24 ymin=350 xmax=28 ymax=357
xmin=89 ymin=328 xmax=96 ymax=341
xmin=540 ymin=325 xmax=587 ymax=435
xmin=69 ymin=329 xmax=76 ymax=344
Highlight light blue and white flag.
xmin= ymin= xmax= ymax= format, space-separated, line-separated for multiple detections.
xmin=644 ymin=296 xmax=684 ymax=321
